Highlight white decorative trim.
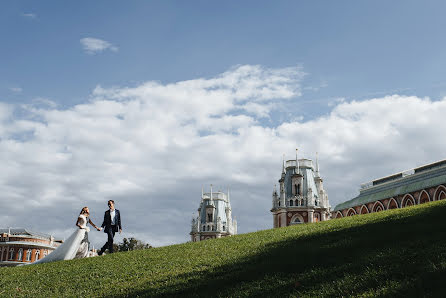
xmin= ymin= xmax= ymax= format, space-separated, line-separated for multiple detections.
xmin=0 ymin=242 xmax=57 ymax=249
xmin=433 ymin=185 xmax=446 ymax=201
xmin=417 ymin=190 xmax=430 ymax=204
xmin=290 ymin=213 xmax=305 ymax=224
xmin=359 ymin=204 xmax=369 ymax=214
xmin=371 ymin=201 xmax=385 ymax=212
xmin=402 ymin=194 xmax=416 ymax=207
xmin=346 ymin=208 xmax=357 ymax=216
xmin=386 ymin=198 xmax=399 ymax=209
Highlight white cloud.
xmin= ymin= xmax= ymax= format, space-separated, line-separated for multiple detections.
xmin=1 ymin=65 xmax=446 ymax=248
xmin=0 ymin=103 xmax=13 ymax=123
xmin=80 ymin=37 xmax=118 ymax=54
xmin=21 ymin=13 xmax=36 ymax=19
xmin=10 ymin=87 xmax=22 ymax=93
xmin=31 ymin=97 xmax=58 ymax=108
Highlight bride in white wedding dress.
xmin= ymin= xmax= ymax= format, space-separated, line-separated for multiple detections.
xmin=32 ymin=207 xmax=101 ymax=264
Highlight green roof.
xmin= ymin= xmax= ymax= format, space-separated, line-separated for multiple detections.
xmin=334 ymin=166 xmax=446 ymax=211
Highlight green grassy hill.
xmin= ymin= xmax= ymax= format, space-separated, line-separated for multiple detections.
xmin=2 ymin=200 xmax=446 ymax=297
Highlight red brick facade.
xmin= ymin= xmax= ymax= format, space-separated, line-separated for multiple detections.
xmin=0 ymin=230 xmax=62 ymax=266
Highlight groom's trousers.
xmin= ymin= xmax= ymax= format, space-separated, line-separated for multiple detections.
xmin=101 ymin=225 xmax=117 ymax=253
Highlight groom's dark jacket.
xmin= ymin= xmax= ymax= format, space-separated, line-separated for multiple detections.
xmin=101 ymin=209 xmax=122 ymax=233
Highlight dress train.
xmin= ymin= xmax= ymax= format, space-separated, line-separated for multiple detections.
xmin=31 ymin=215 xmax=90 ymax=265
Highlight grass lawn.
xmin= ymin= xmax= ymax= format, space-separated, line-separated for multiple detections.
xmin=2 ymin=200 xmax=446 ymax=297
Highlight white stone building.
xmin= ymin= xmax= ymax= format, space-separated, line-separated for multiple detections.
xmin=271 ymin=154 xmax=331 ymax=227
xmin=190 ymin=186 xmax=237 ymax=241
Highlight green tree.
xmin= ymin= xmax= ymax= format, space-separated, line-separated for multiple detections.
xmin=118 ymin=237 xmax=152 ymax=252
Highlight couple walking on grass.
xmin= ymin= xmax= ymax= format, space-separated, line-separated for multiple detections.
xmin=31 ymin=200 xmax=122 ymax=264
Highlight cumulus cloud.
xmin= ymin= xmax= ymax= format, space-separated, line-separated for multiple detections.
xmin=80 ymin=37 xmax=118 ymax=54
xmin=1 ymin=65 xmax=445 ymax=248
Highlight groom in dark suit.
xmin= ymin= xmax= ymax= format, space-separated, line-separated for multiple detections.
xmin=98 ymin=200 xmax=122 ymax=255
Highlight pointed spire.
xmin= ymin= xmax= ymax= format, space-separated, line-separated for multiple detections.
xmin=315 ymin=152 xmax=320 ymax=177
xmin=210 ymin=184 xmax=213 ymax=201
xmin=227 ymin=187 xmax=231 ymax=204
xmin=282 ymin=154 xmax=285 ymax=173
xmin=201 ymin=185 xmax=204 ymax=201
xmin=296 ymin=148 xmax=300 ymax=174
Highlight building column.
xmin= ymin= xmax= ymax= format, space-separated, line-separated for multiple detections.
xmin=281 ymin=212 xmax=287 ymax=227
xmin=321 ymin=212 xmax=326 ymax=221
xmin=308 ymin=210 xmax=314 ymax=223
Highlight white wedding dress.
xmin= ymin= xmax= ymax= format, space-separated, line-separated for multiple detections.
xmin=32 ymin=214 xmax=90 ymax=265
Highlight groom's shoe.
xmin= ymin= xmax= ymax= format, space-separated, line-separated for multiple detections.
xmin=98 ymin=250 xmax=103 ymax=256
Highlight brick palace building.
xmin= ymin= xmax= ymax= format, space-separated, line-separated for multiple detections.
xmin=0 ymin=228 xmax=63 ymax=267
xmin=333 ymin=159 xmax=446 ymax=218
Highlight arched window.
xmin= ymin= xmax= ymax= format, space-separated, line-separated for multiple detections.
xmin=359 ymin=205 xmax=369 ymax=214
xmin=418 ymin=190 xmax=430 ymax=204
xmin=35 ymin=249 xmax=40 ymax=260
xmin=207 ymin=213 xmax=212 ymax=222
xmin=26 ymin=249 xmax=32 ymax=261
xmin=207 ymin=225 xmax=210 ymax=231
xmin=17 ymin=249 xmax=23 ymax=261
xmin=402 ymin=194 xmax=415 ymax=207
xmin=43 ymin=250 xmax=48 ymax=257
xmin=297 ymin=184 xmax=301 ymax=195
xmin=347 ymin=208 xmax=357 ymax=216
xmin=289 ymin=200 xmax=294 ymax=206
xmin=295 ymin=199 xmax=298 ymax=206
xmin=315 ymin=200 xmax=318 ymax=206
xmin=0 ymin=248 xmax=4 ymax=261
xmin=9 ymin=248 xmax=14 ymax=260
xmin=223 ymin=226 xmax=225 ymax=231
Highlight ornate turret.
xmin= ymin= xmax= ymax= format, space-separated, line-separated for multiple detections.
xmin=190 ymin=185 xmax=237 ymax=242
xmin=271 ymin=150 xmax=331 ymax=227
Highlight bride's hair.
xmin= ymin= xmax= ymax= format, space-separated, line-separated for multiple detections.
xmin=80 ymin=207 xmax=89 ymax=216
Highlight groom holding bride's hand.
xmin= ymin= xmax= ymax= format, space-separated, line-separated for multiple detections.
xmin=98 ymin=200 xmax=122 ymax=255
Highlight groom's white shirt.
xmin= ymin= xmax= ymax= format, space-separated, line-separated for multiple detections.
xmin=110 ymin=209 xmax=116 ymax=225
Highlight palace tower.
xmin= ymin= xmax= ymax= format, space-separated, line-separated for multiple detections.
xmin=271 ymin=153 xmax=331 ymax=227
xmin=190 ymin=186 xmax=237 ymax=241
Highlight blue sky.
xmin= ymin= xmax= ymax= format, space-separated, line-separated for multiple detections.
xmin=2 ymin=1 xmax=446 ymax=247
xmin=3 ymin=1 xmax=446 ymax=113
